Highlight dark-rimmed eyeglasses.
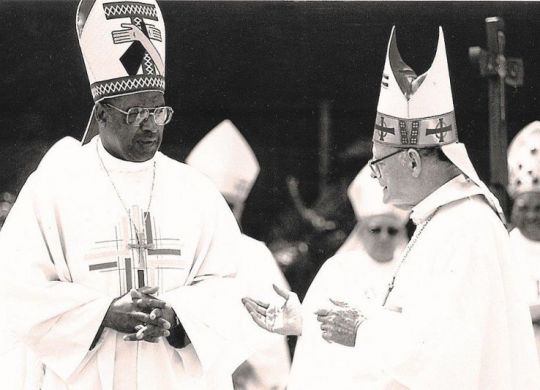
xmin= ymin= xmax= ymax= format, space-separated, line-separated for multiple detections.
xmin=103 ymin=103 xmax=174 ymax=126
xmin=369 ymin=149 xmax=405 ymax=178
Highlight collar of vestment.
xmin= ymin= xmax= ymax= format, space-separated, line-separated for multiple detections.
xmin=95 ymin=136 xmax=156 ymax=173
xmin=410 ymin=174 xmax=483 ymax=225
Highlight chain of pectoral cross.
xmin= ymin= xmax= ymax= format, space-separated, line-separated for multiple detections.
xmin=382 ymin=208 xmax=439 ymax=306
xmin=96 ymin=141 xmax=157 ymax=267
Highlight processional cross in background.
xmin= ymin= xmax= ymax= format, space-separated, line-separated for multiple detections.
xmin=469 ymin=16 xmax=524 ymax=218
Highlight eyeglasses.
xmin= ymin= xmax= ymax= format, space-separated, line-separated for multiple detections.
xmin=103 ymin=103 xmax=174 ymax=126
xmin=369 ymin=149 xmax=405 ymax=178
xmin=368 ymin=226 xmax=401 ymax=236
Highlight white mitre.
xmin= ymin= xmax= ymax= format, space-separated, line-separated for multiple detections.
xmin=508 ymin=121 xmax=540 ymax=198
xmin=373 ymin=26 xmax=457 ymax=148
xmin=186 ymin=120 xmax=260 ymax=204
xmin=76 ymin=0 xmax=166 ymax=144
xmin=373 ymin=26 xmax=505 ymax=222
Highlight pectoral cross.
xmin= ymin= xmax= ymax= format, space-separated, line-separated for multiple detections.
xmin=129 ymin=231 xmax=155 ymax=269
xmin=469 ymin=16 xmax=524 ymax=219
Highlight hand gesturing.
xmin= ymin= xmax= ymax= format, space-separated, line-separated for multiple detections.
xmin=242 ymin=284 xmax=303 ymax=336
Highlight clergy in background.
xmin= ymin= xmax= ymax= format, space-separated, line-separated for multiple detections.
xmin=186 ymin=119 xmax=291 ymax=390
xmin=285 ymin=163 xmax=409 ymax=390
xmin=507 ymin=121 xmax=540 ymax=360
xmin=0 ymin=1 xmax=268 ymax=388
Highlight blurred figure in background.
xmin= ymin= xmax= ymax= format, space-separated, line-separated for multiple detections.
xmin=508 ymin=121 xmax=540 ymax=360
xmin=186 ymin=119 xmax=290 ymax=390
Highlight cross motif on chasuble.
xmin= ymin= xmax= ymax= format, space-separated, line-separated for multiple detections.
xmin=85 ymin=205 xmax=183 ymax=295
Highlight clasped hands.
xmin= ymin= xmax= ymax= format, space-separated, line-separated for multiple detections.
xmin=103 ymin=286 xmax=177 ymax=343
xmin=242 ymin=286 xmax=364 ymax=347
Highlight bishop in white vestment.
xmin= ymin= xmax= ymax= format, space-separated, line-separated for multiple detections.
xmin=0 ymin=0 xmax=267 ymax=388
xmin=0 ymin=136 xmax=263 ymax=389
xmin=313 ymin=26 xmax=540 ymax=389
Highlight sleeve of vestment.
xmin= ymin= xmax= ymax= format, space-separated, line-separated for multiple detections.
xmin=0 ymin=172 xmax=112 ymax=382
xmin=161 ymin=189 xmax=272 ymax=380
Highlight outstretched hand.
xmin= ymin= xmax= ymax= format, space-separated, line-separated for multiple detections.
xmin=315 ymin=298 xmax=365 ymax=347
xmin=242 ymin=284 xmax=303 ymax=336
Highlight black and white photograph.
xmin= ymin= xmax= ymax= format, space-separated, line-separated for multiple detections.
xmin=1 ymin=0 xmax=540 ymax=389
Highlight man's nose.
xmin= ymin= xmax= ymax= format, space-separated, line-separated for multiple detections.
xmin=140 ymin=116 xmax=159 ymax=133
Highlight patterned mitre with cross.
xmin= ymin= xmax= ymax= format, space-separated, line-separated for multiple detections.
xmin=76 ymin=0 xmax=166 ymax=144
xmin=373 ymin=26 xmax=458 ymax=148
xmin=508 ymin=121 xmax=540 ymax=199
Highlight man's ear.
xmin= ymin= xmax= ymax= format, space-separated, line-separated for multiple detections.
xmin=94 ymin=102 xmax=107 ymax=126
xmin=407 ymin=149 xmax=422 ymax=178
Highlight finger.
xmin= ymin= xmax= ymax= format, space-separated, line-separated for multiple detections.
xmin=128 ymin=311 xmax=151 ymax=324
xmin=272 ymin=284 xmax=291 ymax=299
xmin=157 ymin=317 xmax=171 ymax=330
xmin=135 ymin=324 xmax=145 ymax=331
xmin=140 ymin=324 xmax=170 ymax=338
xmin=149 ymin=308 xmax=162 ymax=320
xmin=321 ymin=331 xmax=333 ymax=343
xmin=131 ymin=289 xmax=143 ymax=300
xmin=138 ymin=286 xmax=159 ymax=295
xmin=314 ymin=308 xmax=330 ymax=316
xmin=249 ymin=311 xmax=270 ymax=331
xmin=329 ymin=298 xmax=349 ymax=307
xmin=243 ymin=300 xmax=267 ymax=316
xmin=135 ymin=297 xmax=168 ymax=310
xmin=136 ymin=326 xmax=148 ymax=340
xmin=123 ymin=333 xmax=140 ymax=342
xmin=242 ymin=297 xmax=269 ymax=310
xmin=120 ymin=23 xmax=134 ymax=29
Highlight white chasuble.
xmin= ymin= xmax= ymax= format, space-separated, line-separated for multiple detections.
xmin=353 ymin=176 xmax=540 ymax=389
xmin=0 ymin=136 xmax=264 ymax=389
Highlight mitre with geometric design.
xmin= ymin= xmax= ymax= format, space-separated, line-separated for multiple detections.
xmin=186 ymin=120 xmax=261 ymax=205
xmin=507 ymin=121 xmax=540 ymax=198
xmin=76 ymin=0 xmax=166 ymax=144
xmin=373 ymin=26 xmax=458 ymax=148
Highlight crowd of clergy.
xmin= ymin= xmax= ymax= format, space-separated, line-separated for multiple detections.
xmin=1 ymin=0 xmax=540 ymax=389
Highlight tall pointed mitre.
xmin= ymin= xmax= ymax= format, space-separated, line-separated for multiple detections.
xmin=373 ymin=26 xmax=457 ymax=148
xmin=373 ymin=27 xmax=505 ymax=223
xmin=76 ymin=0 xmax=166 ymax=144
xmin=186 ymin=120 xmax=260 ymax=204
xmin=508 ymin=121 xmax=540 ymax=198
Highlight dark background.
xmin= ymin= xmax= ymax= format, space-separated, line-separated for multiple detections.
xmin=1 ymin=1 xmax=539 ymax=240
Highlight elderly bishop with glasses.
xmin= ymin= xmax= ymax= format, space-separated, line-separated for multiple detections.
xmin=0 ymin=1 xmax=272 ymax=389
xmin=244 ymin=27 xmax=540 ymax=389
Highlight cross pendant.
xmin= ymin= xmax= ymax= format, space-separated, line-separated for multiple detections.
xmin=128 ymin=231 xmax=155 ymax=268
